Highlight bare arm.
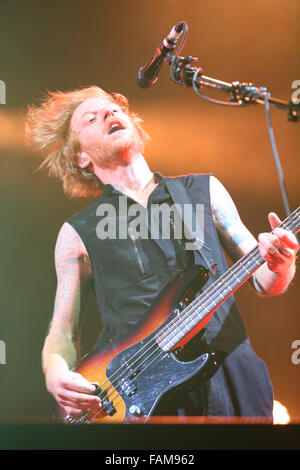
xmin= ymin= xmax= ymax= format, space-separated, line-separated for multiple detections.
xmin=42 ymin=222 xmax=101 ymax=415
xmin=210 ymin=176 xmax=298 ymax=296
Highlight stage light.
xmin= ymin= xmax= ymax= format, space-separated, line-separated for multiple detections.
xmin=273 ymin=400 xmax=291 ymax=425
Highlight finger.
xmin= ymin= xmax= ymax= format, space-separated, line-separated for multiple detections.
xmin=265 ymin=233 xmax=289 ymax=254
xmin=259 ymin=246 xmax=286 ymax=274
xmin=272 ymin=227 xmax=300 ymax=251
xmin=60 ymin=395 xmax=101 ymax=411
xmin=60 ymin=398 xmax=91 ymax=411
xmin=259 ymin=232 xmax=298 ymax=258
xmin=268 ymin=212 xmax=281 ymax=231
xmin=58 ymin=389 xmax=101 ymax=406
xmin=64 ymin=406 xmax=86 ymax=417
xmin=62 ymin=373 xmax=98 ymax=394
xmin=258 ymin=233 xmax=279 ymax=255
xmin=259 ymin=243 xmax=284 ymax=261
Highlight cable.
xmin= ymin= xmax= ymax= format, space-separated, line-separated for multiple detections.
xmin=170 ymin=22 xmax=188 ymax=84
xmin=192 ymin=69 xmax=245 ymax=107
xmin=263 ymin=94 xmax=291 ymax=217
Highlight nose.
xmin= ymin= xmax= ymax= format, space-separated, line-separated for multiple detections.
xmin=104 ymin=108 xmax=117 ymax=121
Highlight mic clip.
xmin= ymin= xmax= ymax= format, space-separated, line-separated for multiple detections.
xmin=168 ymin=55 xmax=202 ymax=87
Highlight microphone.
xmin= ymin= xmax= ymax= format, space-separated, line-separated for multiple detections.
xmin=136 ymin=22 xmax=185 ymax=89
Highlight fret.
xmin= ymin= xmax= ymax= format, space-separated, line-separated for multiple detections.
xmin=222 ymin=281 xmax=232 ymax=296
xmin=171 ymin=331 xmax=180 ymax=342
xmin=280 ymin=222 xmax=289 ymax=231
xmin=252 ymin=255 xmax=260 ymax=266
xmin=188 ymin=315 xmax=197 ymax=326
xmin=215 ymin=277 xmax=237 ymax=303
xmin=233 ymin=262 xmax=254 ymax=282
xmin=224 ymin=279 xmax=233 ymax=290
xmin=180 ymin=325 xmax=190 ymax=337
xmin=232 ymin=271 xmax=241 ymax=283
xmin=242 ymin=264 xmax=250 ymax=274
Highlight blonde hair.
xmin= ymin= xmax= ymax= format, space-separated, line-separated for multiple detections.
xmin=25 ymin=86 xmax=150 ymax=198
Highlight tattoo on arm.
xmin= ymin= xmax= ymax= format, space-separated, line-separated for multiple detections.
xmin=210 ymin=176 xmax=257 ymax=261
xmin=52 ymin=223 xmax=92 ymax=339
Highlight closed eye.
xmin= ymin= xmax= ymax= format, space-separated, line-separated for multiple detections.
xmin=81 ymin=113 xmax=97 ymax=125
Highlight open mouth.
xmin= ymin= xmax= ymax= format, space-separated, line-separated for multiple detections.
xmin=107 ymin=121 xmax=125 ymax=135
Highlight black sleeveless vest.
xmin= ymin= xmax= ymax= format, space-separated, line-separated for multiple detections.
xmin=67 ymin=172 xmax=273 ymax=417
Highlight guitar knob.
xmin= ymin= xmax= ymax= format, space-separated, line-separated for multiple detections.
xmin=129 ymin=405 xmax=143 ymax=416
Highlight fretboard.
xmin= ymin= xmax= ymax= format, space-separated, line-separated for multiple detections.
xmin=156 ymin=207 xmax=300 ymax=352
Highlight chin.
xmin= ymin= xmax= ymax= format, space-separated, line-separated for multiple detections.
xmin=100 ymin=136 xmax=143 ymax=168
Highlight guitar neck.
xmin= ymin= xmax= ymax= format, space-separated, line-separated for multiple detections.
xmin=156 ymin=207 xmax=300 ymax=352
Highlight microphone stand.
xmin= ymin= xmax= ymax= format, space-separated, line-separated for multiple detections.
xmin=165 ymin=52 xmax=300 ymax=218
xmin=166 ymin=54 xmax=300 ymax=120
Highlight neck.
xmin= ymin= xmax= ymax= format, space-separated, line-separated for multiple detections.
xmin=94 ymin=152 xmax=154 ymax=195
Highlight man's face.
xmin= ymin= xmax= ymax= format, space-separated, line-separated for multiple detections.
xmin=71 ymin=97 xmax=143 ymax=169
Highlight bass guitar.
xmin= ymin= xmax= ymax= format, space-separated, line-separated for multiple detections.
xmin=61 ymin=207 xmax=299 ymax=424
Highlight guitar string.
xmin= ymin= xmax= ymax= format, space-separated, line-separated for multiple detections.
xmin=74 ymin=210 xmax=300 ymax=423
xmin=124 ymin=209 xmax=299 ymax=357
xmin=88 ymin=249 xmax=265 ymax=422
xmin=70 ymin=209 xmax=299 ymax=422
xmin=91 ymin=252 xmax=258 ymax=386
xmin=74 ymin=209 xmax=300 ymax=423
xmin=92 ymin=208 xmax=299 ymax=396
xmin=70 ymin=339 xmax=166 ymax=423
xmin=76 ymin=245 xmax=266 ymax=423
xmin=96 ymin=210 xmax=299 ymax=401
xmin=97 ymin=250 xmax=262 ymax=392
xmin=89 ymin=346 xmax=170 ymax=422
xmin=157 ymin=251 xmax=263 ymax=348
xmin=76 ymin=211 xmax=300 ymax=423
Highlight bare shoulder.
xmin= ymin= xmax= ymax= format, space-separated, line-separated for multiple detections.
xmin=55 ymin=222 xmax=92 ymax=279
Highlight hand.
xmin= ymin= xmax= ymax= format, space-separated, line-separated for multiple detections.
xmin=47 ymin=368 xmax=101 ymax=417
xmin=258 ymin=212 xmax=299 ymax=274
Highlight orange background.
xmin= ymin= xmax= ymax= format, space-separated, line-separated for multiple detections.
xmin=0 ymin=0 xmax=299 ymax=423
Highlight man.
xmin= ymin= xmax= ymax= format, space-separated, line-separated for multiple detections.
xmin=25 ymin=86 xmax=298 ymax=420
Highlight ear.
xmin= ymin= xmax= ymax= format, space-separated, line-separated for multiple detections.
xmin=76 ymin=151 xmax=92 ymax=169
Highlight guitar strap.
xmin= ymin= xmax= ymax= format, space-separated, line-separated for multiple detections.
xmin=165 ymin=178 xmax=217 ymax=276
